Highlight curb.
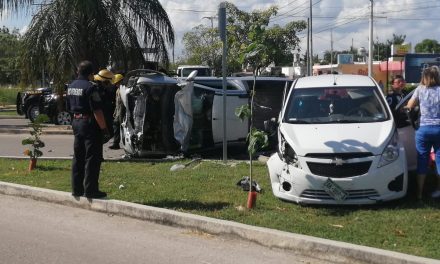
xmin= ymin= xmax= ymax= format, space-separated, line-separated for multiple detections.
xmin=0 ymin=181 xmax=438 ymax=264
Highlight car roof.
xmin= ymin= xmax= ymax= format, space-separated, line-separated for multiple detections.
xmin=294 ymin=74 xmax=376 ymax=88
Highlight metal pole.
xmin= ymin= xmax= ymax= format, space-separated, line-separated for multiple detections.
xmin=307 ymin=18 xmax=310 ymax=76
xmin=309 ymin=0 xmax=313 ymax=76
xmin=330 ymin=29 xmax=333 ymax=72
xmin=218 ymin=3 xmax=227 ymax=163
xmin=222 ymin=37 xmax=227 ymax=163
xmin=368 ymin=0 xmax=373 ymax=77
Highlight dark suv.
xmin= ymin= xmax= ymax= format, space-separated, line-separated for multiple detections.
xmin=16 ymin=87 xmax=72 ymax=124
xmin=16 ymin=87 xmax=52 ymax=122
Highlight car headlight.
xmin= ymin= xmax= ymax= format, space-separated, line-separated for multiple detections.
xmin=378 ymin=130 xmax=399 ymax=168
xmin=278 ymin=133 xmax=298 ymax=165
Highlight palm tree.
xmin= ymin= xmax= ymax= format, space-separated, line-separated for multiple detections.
xmin=2 ymin=0 xmax=174 ymax=87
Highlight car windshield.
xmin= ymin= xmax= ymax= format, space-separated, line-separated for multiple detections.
xmin=283 ymin=86 xmax=389 ymax=124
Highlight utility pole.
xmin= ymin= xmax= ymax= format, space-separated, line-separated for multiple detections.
xmin=330 ymin=29 xmax=334 ymax=72
xmin=307 ymin=18 xmax=310 ymax=76
xmin=309 ymin=0 xmax=313 ymax=76
xmin=203 ymin=16 xmax=216 ymax=29
xmin=368 ymin=0 xmax=373 ymax=77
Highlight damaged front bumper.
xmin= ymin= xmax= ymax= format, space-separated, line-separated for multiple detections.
xmin=266 ymin=149 xmax=408 ymax=205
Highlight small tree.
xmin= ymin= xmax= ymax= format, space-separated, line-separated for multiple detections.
xmin=22 ymin=114 xmax=49 ymax=169
xmin=235 ymin=25 xmax=273 ymax=208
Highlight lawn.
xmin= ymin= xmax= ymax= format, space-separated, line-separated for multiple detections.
xmin=0 ymin=110 xmax=18 ymax=116
xmin=0 ymin=86 xmax=20 ymax=105
xmin=0 ymin=158 xmax=439 ymax=259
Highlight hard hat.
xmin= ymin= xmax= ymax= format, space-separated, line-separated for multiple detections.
xmin=113 ymin=74 xmax=124 ymax=84
xmin=94 ymin=69 xmax=114 ymax=82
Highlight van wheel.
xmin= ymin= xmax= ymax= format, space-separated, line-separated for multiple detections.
xmin=27 ymin=104 xmax=40 ymax=122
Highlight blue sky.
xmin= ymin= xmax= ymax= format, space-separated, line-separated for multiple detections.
xmin=2 ymin=0 xmax=440 ymax=60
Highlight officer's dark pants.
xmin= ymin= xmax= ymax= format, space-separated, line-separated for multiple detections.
xmin=71 ymin=118 xmax=103 ymax=195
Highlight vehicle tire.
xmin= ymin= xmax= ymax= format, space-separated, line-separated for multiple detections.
xmin=16 ymin=92 xmax=24 ymax=115
xmin=55 ymin=111 xmax=72 ymax=125
xmin=27 ymin=104 xmax=40 ymax=122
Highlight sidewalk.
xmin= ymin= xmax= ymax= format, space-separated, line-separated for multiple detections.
xmin=0 ymin=181 xmax=438 ymax=264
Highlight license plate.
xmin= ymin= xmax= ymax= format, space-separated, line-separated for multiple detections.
xmin=322 ymin=178 xmax=348 ymax=202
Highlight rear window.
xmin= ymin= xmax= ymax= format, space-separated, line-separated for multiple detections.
xmin=283 ymin=86 xmax=389 ymax=124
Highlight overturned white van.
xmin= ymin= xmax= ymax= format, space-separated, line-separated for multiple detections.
xmin=118 ymin=69 xmax=291 ymax=157
xmin=267 ymin=74 xmax=408 ymax=205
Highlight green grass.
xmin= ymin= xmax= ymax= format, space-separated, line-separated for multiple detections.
xmin=0 ymin=110 xmax=18 ymax=116
xmin=0 ymin=158 xmax=439 ymax=259
xmin=0 ymin=86 xmax=20 ymax=106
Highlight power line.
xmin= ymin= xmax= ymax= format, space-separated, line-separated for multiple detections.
xmin=271 ymin=0 xmax=322 ymax=23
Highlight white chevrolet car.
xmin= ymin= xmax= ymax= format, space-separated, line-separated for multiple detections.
xmin=267 ymin=74 xmax=408 ymax=205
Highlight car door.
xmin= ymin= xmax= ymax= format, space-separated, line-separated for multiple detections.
xmin=394 ymin=90 xmax=417 ymax=171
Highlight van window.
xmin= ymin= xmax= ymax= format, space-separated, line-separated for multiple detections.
xmin=284 ymin=86 xmax=389 ymax=124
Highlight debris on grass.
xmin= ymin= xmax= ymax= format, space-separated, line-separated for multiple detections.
xmin=170 ymin=158 xmax=202 ymax=171
xmin=236 ymin=176 xmax=262 ymax=193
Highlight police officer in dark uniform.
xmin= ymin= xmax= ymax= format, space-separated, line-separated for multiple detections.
xmin=66 ymin=60 xmax=111 ymax=199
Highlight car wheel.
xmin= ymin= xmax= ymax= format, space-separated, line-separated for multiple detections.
xmin=27 ymin=104 xmax=40 ymax=122
xmin=16 ymin=92 xmax=24 ymax=115
xmin=55 ymin=111 xmax=72 ymax=125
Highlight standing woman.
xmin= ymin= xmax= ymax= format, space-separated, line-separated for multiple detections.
xmin=407 ymin=66 xmax=440 ymax=199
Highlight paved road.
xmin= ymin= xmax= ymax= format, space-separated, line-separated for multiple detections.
xmin=0 ymin=117 xmax=125 ymax=159
xmin=0 ymin=194 xmax=322 ymax=264
xmin=0 ymin=133 xmax=125 ymax=159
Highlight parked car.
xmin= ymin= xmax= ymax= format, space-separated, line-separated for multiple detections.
xmin=16 ymin=87 xmax=52 ymax=122
xmin=16 ymin=86 xmax=72 ymax=125
xmin=118 ymin=69 xmax=292 ymax=157
xmin=267 ymin=74 xmax=408 ymax=205
xmin=39 ymin=89 xmax=72 ymax=125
